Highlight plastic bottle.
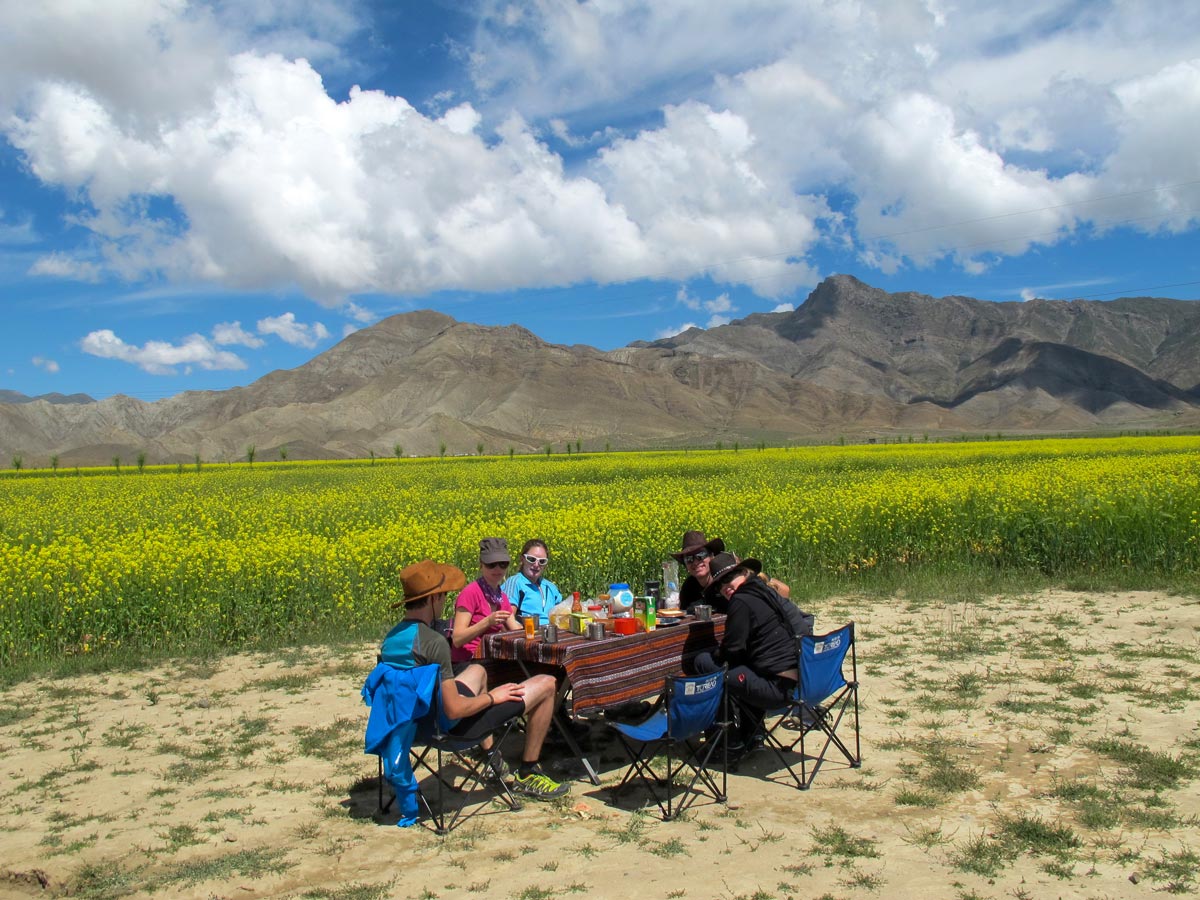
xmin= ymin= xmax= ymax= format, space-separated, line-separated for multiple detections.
xmin=610 ymin=583 xmax=634 ymax=610
xmin=663 ymin=579 xmax=680 ymax=610
xmin=570 ymin=590 xmax=583 ymax=613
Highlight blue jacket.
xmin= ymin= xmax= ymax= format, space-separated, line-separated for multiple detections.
xmin=362 ymin=663 xmax=440 ymax=826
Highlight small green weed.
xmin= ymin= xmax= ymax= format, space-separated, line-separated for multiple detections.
xmin=651 ymin=837 xmax=688 ymax=858
xmin=1142 ymin=847 xmax=1199 ymax=893
xmin=294 ymin=717 xmax=359 ymax=761
xmin=810 ymin=824 xmax=880 ymax=860
xmin=1087 ymin=737 xmax=1196 ymax=791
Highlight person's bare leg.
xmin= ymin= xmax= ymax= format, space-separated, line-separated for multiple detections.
xmin=517 ymin=674 xmax=558 ymax=763
xmin=455 ymin=664 xmax=488 ymax=693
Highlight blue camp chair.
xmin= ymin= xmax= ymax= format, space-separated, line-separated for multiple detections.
xmin=764 ymin=622 xmax=861 ymax=790
xmin=606 ymin=670 xmax=728 ymax=820
xmin=363 ymin=662 xmax=521 ymax=833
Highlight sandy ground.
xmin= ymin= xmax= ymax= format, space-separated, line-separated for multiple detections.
xmin=2 ymin=590 xmax=1198 ymax=900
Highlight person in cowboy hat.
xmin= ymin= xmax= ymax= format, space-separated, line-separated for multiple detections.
xmin=693 ymin=552 xmax=804 ymax=757
xmin=672 ymin=530 xmax=791 ymax=616
xmin=380 ymin=558 xmax=569 ymax=800
xmin=671 ymin=530 xmax=727 ymax=614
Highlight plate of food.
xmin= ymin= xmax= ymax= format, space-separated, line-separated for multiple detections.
xmin=655 ymin=609 xmax=686 ymax=626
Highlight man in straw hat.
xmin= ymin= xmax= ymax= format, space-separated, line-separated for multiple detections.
xmin=381 ymin=559 xmax=569 ymax=800
xmin=693 ymin=552 xmax=809 ymax=758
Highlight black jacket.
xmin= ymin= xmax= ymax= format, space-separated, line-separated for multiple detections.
xmin=714 ymin=578 xmax=800 ymax=678
xmin=680 ymin=575 xmax=723 ymax=614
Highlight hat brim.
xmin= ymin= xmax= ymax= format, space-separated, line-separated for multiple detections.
xmin=391 ymin=563 xmax=467 ymax=608
xmin=670 ymin=537 xmax=726 ymax=561
xmin=710 ymin=556 xmax=762 ymax=585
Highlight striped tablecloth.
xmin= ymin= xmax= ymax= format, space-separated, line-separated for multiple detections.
xmin=480 ymin=616 xmax=725 ymax=715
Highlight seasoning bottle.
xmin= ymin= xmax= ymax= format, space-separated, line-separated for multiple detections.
xmin=571 ymin=590 xmax=582 ymax=613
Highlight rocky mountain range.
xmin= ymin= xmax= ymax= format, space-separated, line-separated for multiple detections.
xmin=4 ymin=275 xmax=1199 ymax=466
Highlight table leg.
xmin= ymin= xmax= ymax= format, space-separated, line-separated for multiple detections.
xmin=517 ymin=657 xmax=602 ymax=786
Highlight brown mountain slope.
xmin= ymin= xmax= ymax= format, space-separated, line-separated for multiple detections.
xmin=3 ymin=275 xmax=1198 ymax=465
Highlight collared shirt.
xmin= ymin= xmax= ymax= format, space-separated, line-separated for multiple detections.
xmin=501 ymin=570 xmax=562 ymax=625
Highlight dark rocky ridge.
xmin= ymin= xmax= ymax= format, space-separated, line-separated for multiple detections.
xmin=3 ymin=275 xmax=1198 ymax=465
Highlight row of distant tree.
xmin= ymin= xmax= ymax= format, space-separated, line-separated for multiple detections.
xmin=5 ymin=429 xmax=1191 ymax=474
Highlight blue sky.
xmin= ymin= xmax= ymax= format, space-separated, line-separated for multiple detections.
xmin=2 ymin=1 xmax=1199 ymax=401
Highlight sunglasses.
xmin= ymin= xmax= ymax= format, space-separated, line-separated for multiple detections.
xmin=682 ymin=550 xmax=711 ymax=565
xmin=483 ymin=560 xmax=510 ymax=570
xmin=522 ymin=554 xmax=549 ymax=567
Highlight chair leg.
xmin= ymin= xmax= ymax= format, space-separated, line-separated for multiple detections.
xmin=409 ymin=724 xmax=524 ymax=834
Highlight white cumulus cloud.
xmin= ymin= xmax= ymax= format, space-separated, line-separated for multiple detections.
xmin=342 ymin=300 xmax=374 ymax=323
xmin=212 ymin=320 xmax=265 ymax=347
xmin=0 ymin=0 xmax=1197 ymax=307
xmin=32 ymin=355 xmax=59 ymax=373
xmin=80 ymin=329 xmax=247 ymax=375
xmin=257 ymin=312 xmax=330 ymax=348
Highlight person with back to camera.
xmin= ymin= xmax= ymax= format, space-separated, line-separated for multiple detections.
xmin=380 ymin=558 xmax=570 ymax=799
xmin=450 ymin=537 xmax=521 ymax=667
xmin=693 ymin=552 xmax=811 ymax=758
xmin=502 ymin=539 xmax=562 ymax=626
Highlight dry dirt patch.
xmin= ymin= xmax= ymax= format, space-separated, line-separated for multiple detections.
xmin=1 ymin=590 xmax=1198 ymax=900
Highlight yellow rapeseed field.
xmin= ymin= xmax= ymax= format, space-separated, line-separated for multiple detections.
xmin=2 ymin=436 xmax=1198 ymax=666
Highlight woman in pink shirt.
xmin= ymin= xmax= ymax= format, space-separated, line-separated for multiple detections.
xmin=451 ymin=536 xmax=521 ymax=664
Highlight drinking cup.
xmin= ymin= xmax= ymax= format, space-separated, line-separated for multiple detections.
xmin=693 ymin=604 xmax=713 ymax=621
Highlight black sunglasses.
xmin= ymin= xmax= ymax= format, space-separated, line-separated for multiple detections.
xmin=683 ymin=550 xmax=711 ymax=565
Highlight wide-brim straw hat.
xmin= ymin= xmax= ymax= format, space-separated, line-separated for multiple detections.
xmin=670 ymin=530 xmax=726 ymax=561
xmin=708 ymin=552 xmax=762 ymax=586
xmin=393 ymin=559 xmax=467 ymax=608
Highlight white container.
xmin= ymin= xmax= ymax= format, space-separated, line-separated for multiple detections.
xmin=609 ymin=583 xmax=634 ymax=612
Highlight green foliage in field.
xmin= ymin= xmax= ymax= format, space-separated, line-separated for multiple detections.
xmin=2 ymin=436 xmax=1198 ymax=666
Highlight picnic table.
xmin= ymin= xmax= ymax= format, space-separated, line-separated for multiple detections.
xmin=480 ymin=615 xmax=726 ymax=783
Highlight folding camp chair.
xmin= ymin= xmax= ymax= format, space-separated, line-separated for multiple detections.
xmin=364 ymin=663 xmax=522 ymax=834
xmin=764 ymin=622 xmax=861 ymax=790
xmin=606 ymin=669 xmax=728 ymax=820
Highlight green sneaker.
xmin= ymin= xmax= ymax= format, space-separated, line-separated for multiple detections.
xmin=511 ymin=766 xmax=570 ymax=800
